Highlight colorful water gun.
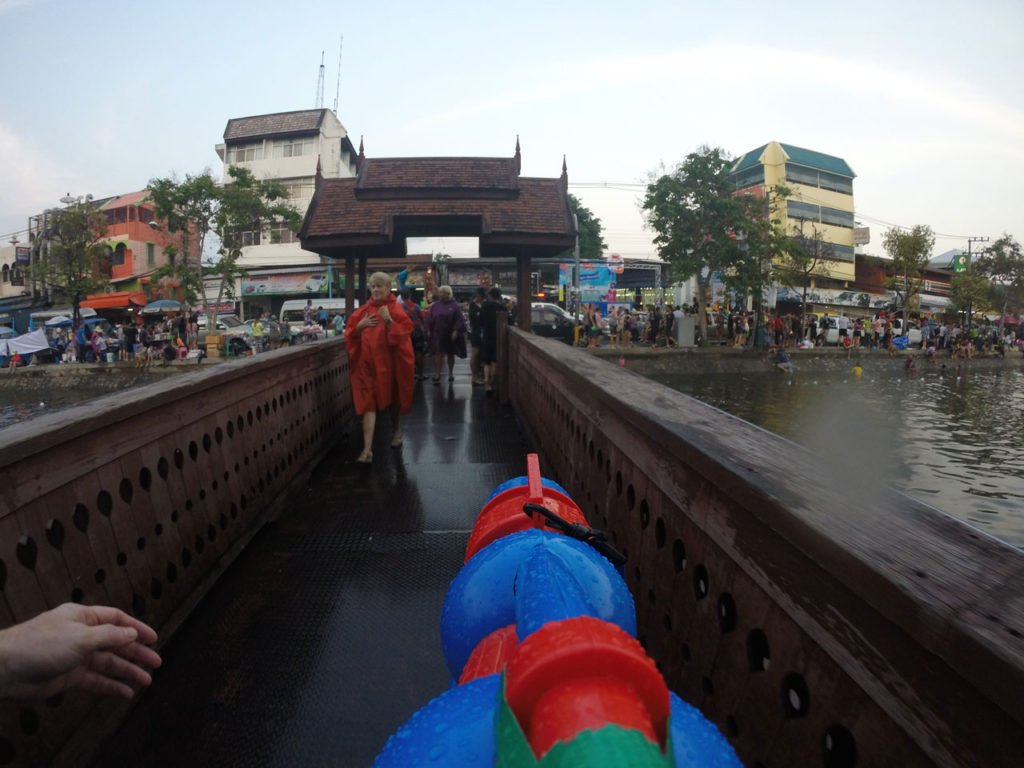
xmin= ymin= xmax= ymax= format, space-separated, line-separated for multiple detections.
xmin=374 ymin=455 xmax=741 ymax=767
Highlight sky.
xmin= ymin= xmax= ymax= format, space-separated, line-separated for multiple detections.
xmin=1 ymin=0 xmax=1022 ymax=261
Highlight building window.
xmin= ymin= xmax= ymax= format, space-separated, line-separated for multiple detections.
xmin=787 ymin=201 xmax=854 ymax=230
xmin=273 ymin=138 xmax=314 ymax=158
xmin=1 ymin=264 xmax=8 ymax=283
xmin=268 ymin=225 xmax=297 ymax=244
xmin=819 ymin=206 xmax=854 ymax=229
xmin=830 ymin=244 xmax=855 ymax=262
xmin=111 ymin=243 xmax=127 ymax=266
xmin=227 ymin=142 xmax=264 ymax=163
xmin=240 ymin=230 xmax=261 ymax=247
xmin=278 ymin=178 xmax=315 ymax=200
xmin=731 ymin=165 xmax=765 ymax=189
xmin=819 ymin=171 xmax=853 ymax=195
xmin=147 ymin=243 xmax=155 ymax=267
xmin=785 ymin=163 xmax=852 ymax=195
xmin=787 ymin=200 xmax=819 ymax=222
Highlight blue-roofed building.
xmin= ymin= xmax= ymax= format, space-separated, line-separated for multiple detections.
xmin=730 ymin=141 xmax=857 ymax=284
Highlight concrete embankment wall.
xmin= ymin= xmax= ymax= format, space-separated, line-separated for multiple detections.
xmin=506 ymin=329 xmax=1024 ymax=768
xmin=0 ymin=341 xmax=353 ymax=766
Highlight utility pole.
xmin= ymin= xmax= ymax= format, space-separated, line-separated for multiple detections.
xmin=965 ymin=236 xmax=989 ymax=331
xmin=572 ymin=213 xmax=580 ymax=344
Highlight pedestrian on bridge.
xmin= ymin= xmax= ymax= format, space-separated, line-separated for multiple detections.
xmin=345 ymin=272 xmax=415 ymax=463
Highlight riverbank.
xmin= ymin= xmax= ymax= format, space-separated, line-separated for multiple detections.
xmin=591 ymin=344 xmax=1024 ymax=374
xmin=0 ymin=357 xmax=220 ymax=392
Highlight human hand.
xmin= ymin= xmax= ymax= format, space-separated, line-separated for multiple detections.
xmin=451 ymin=331 xmax=458 ymax=342
xmin=358 ymin=315 xmax=379 ymax=331
xmin=378 ymin=307 xmax=391 ymax=324
xmin=0 ymin=603 xmax=161 ymax=700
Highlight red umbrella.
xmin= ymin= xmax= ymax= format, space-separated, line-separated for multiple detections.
xmin=999 ymin=315 xmax=1020 ymax=326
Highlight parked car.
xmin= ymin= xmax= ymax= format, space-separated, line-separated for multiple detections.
xmin=243 ymin=318 xmax=289 ymax=348
xmin=530 ymin=303 xmax=578 ymax=344
xmin=891 ymin=318 xmax=923 ymax=346
xmin=197 ymin=314 xmax=252 ymax=355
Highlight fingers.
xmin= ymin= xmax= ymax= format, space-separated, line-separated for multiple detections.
xmin=116 ymin=640 xmax=162 ymax=672
xmin=89 ymin=650 xmax=155 ymax=690
xmin=75 ymin=669 xmax=137 ymax=700
xmin=82 ymin=605 xmax=159 ymax=645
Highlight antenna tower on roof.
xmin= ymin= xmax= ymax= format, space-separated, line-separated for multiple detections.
xmin=333 ymin=35 xmax=344 ymax=114
xmin=315 ymin=51 xmax=325 ymax=109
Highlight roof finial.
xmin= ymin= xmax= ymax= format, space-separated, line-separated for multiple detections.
xmin=561 ymin=154 xmax=568 ymax=190
xmin=358 ymin=135 xmax=364 ymax=157
xmin=315 ymin=155 xmax=323 ymax=190
xmin=356 ymin=135 xmax=365 ymax=174
xmin=514 ymin=135 xmax=521 ymax=175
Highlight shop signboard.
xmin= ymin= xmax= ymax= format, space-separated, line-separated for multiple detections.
xmin=15 ymin=247 xmax=30 ymax=264
xmin=559 ymin=263 xmax=616 ymax=302
xmin=240 ymin=272 xmax=329 ymax=296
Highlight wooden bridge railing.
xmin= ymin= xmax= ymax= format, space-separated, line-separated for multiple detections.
xmin=505 ymin=328 xmax=1024 ymax=767
xmin=0 ymin=340 xmax=352 ymax=766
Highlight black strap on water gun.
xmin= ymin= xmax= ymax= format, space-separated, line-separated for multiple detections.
xmin=522 ymin=503 xmax=626 ymax=566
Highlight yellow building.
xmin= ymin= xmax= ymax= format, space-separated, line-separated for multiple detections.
xmin=730 ymin=141 xmax=856 ymax=283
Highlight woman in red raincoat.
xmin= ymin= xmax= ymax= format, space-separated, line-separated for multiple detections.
xmin=345 ymin=272 xmax=415 ymax=463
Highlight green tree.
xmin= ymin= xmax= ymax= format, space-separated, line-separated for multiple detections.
xmin=948 ymin=269 xmax=992 ymax=326
xmin=642 ymin=146 xmax=782 ymax=339
xmin=882 ymin=225 xmax=935 ymax=328
xmin=775 ymin=220 xmax=839 ymax=323
xmin=568 ymin=194 xmax=607 ymax=261
xmin=148 ymin=167 xmax=301 ymax=319
xmin=976 ymin=235 xmax=1024 ymax=336
xmin=147 ymin=170 xmax=219 ymax=303
xmin=31 ymin=195 xmax=109 ymax=326
xmin=212 ymin=166 xmax=301 ymax=310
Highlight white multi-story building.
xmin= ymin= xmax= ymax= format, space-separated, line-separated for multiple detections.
xmin=214 ymin=109 xmax=358 ymax=315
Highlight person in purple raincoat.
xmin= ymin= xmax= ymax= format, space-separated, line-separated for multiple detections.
xmin=426 ymin=285 xmax=467 ymax=384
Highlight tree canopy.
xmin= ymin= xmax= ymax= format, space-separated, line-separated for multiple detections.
xmin=882 ymin=225 xmax=935 ymax=324
xmin=147 ymin=166 xmax=302 ymax=309
xmin=976 ymin=234 xmax=1024 ymax=330
xmin=642 ymin=146 xmax=784 ymax=336
xmin=31 ymin=196 xmax=109 ymax=326
xmin=568 ymin=194 xmax=607 ymax=261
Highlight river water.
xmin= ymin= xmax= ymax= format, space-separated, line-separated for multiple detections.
xmin=646 ymin=365 xmax=1024 ymax=550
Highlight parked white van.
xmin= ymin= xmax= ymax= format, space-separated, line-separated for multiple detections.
xmin=279 ymin=298 xmax=356 ymax=337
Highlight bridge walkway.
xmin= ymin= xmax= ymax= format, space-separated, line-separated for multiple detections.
xmin=91 ymin=357 xmax=531 ymax=767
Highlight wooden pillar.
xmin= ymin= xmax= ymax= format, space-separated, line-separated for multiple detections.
xmin=516 ymin=252 xmax=533 ymax=332
xmin=345 ymin=255 xmax=355 ymax=315
xmin=358 ymin=255 xmax=368 ymax=305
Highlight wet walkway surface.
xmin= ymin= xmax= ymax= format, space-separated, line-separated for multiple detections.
xmin=91 ymin=358 xmax=532 ymax=767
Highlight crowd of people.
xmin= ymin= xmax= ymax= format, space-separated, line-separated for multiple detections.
xmin=50 ymin=312 xmax=203 ymax=365
xmin=344 ymin=269 xmax=512 ymax=464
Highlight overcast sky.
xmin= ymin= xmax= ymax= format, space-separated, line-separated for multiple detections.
xmin=1 ymin=0 xmax=1021 ymax=260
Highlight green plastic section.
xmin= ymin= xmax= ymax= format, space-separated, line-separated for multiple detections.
xmin=496 ymin=692 xmax=540 ymax=767
xmin=495 ymin=674 xmax=674 ymax=767
xmin=539 ymin=726 xmax=671 ymax=768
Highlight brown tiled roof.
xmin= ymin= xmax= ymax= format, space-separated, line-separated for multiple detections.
xmin=302 ymin=177 xmax=572 ymax=239
xmin=223 ymin=109 xmax=329 ymax=141
xmin=358 ymin=158 xmax=519 ymax=194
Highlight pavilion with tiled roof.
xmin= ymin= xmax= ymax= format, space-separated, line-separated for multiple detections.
xmin=298 ymin=139 xmax=576 ymax=330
